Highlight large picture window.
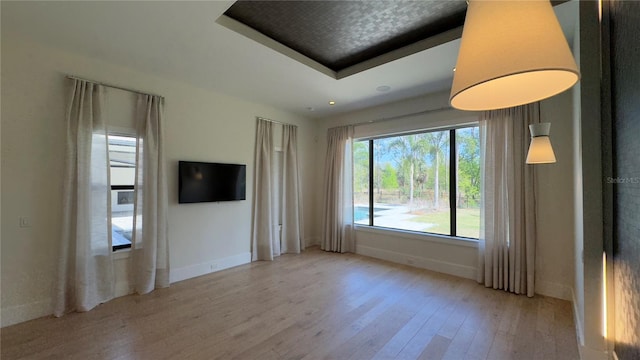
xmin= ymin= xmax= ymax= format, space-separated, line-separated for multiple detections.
xmin=353 ymin=126 xmax=480 ymax=239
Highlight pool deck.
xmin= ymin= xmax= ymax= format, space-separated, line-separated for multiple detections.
xmin=354 ymin=204 xmax=437 ymax=232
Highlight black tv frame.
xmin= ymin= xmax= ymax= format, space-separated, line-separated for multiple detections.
xmin=178 ymin=161 xmax=246 ymax=204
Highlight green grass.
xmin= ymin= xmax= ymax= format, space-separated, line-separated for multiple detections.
xmin=410 ymin=208 xmax=480 ymax=239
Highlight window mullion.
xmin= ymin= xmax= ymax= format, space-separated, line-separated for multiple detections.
xmin=369 ymin=139 xmax=374 ymax=226
xmin=450 ymin=129 xmax=457 ymax=237
xmin=111 ymin=185 xmax=135 ymax=190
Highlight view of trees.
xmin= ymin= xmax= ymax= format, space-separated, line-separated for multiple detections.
xmin=456 ymin=127 xmax=480 ymax=208
xmin=353 ymin=141 xmax=369 ymax=195
xmin=353 ymin=127 xmax=481 ymax=238
xmin=355 ymin=128 xmax=479 ymax=209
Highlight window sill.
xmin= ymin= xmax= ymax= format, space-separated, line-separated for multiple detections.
xmin=113 ymin=248 xmax=131 ymax=260
xmin=354 ymin=225 xmax=478 ymax=248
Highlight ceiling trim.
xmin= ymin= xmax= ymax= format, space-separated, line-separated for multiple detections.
xmin=217 ymin=13 xmax=464 ymax=80
xmin=216 ymin=15 xmax=337 ymax=79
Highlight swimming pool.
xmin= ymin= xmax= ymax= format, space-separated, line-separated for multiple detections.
xmin=354 ymin=206 xmax=384 ymax=222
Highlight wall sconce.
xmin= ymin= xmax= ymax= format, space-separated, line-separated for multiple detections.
xmin=450 ymin=0 xmax=580 ymax=111
xmin=526 ymin=123 xmax=556 ymax=164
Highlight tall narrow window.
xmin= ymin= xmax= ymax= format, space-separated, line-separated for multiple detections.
xmin=109 ymin=135 xmax=136 ymax=251
xmin=353 ymin=126 xmax=480 ymax=239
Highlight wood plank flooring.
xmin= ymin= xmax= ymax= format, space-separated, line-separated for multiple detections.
xmin=0 ymin=248 xmax=579 ymax=359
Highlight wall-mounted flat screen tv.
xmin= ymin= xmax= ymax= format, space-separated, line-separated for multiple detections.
xmin=179 ymin=161 xmax=246 ymax=203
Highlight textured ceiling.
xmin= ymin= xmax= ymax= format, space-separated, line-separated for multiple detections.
xmin=224 ymin=0 xmax=467 ymax=73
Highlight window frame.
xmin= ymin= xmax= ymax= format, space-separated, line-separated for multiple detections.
xmin=355 ymin=124 xmax=480 ymax=241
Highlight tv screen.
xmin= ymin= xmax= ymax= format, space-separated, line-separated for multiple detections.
xmin=179 ymin=161 xmax=246 ymax=203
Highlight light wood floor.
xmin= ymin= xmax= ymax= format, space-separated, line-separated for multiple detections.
xmin=1 ymin=248 xmax=579 ymax=360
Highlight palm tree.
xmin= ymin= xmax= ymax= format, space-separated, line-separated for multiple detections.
xmin=425 ymin=132 xmax=448 ymax=209
xmin=373 ymin=141 xmax=384 ymax=196
xmin=387 ymin=134 xmax=429 ymax=208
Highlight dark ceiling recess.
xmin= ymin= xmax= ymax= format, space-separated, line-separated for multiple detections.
xmin=224 ymin=0 xmax=467 ymax=72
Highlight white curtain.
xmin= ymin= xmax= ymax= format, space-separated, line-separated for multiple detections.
xmin=55 ymin=80 xmax=114 ymax=316
xmin=320 ymin=125 xmax=355 ymax=253
xmin=252 ymin=119 xmax=276 ymax=260
xmin=479 ymin=103 xmax=538 ymax=297
xmin=131 ymin=94 xmax=169 ymax=294
xmin=281 ymin=124 xmax=305 ymax=254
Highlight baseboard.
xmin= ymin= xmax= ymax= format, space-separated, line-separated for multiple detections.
xmin=2 ymin=253 xmax=251 ymax=327
xmin=114 ymin=281 xmax=133 ymax=298
xmin=170 ymin=252 xmax=251 ymax=284
xmin=572 ymin=287 xmax=586 ymax=350
xmin=536 ymin=280 xmax=572 ymax=300
xmin=570 ymin=287 xmax=610 ymax=360
xmin=579 ymin=345 xmax=610 ymax=360
xmin=305 ymin=236 xmax=319 ymax=247
xmin=1 ymin=298 xmax=52 ymax=328
xmin=355 ymin=244 xmax=476 ymax=280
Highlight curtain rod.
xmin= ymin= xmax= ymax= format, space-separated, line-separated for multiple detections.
xmin=66 ymin=75 xmax=165 ymax=99
xmin=257 ymin=116 xmax=297 ymax=127
xmin=348 ymin=106 xmax=455 ymax=128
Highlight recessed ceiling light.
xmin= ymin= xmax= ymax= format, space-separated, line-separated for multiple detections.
xmin=376 ymin=85 xmax=391 ymax=92
xmin=328 ymin=101 xmax=336 ymax=106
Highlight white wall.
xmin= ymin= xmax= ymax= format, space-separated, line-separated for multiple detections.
xmin=571 ymin=7 xmax=587 ymax=352
xmin=572 ymin=1 xmax=608 ymax=358
xmin=536 ymin=90 xmax=576 ymax=301
xmin=0 ymin=33 xmax=318 ymax=326
xmin=314 ymin=89 xmax=577 ymax=299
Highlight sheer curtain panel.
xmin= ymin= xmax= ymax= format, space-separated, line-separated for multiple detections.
xmin=281 ymin=124 xmax=305 ymax=254
xmin=131 ymin=94 xmax=169 ymax=294
xmin=55 ymin=80 xmax=114 ymax=316
xmin=321 ymin=125 xmax=355 ymax=253
xmin=252 ymin=119 xmax=276 ymax=260
xmin=479 ymin=103 xmax=538 ymax=297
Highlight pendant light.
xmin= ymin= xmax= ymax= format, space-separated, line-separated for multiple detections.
xmin=450 ymin=0 xmax=580 ymax=111
xmin=526 ymin=123 xmax=556 ymax=164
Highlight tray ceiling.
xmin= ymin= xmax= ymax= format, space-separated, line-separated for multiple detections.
xmin=3 ymin=0 xmax=576 ymax=118
xmin=222 ymin=1 xmax=468 ymax=78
